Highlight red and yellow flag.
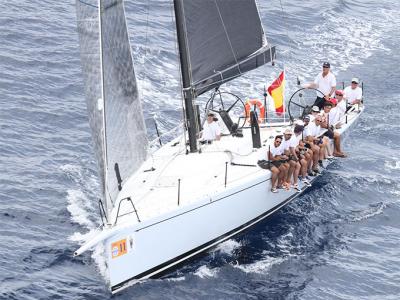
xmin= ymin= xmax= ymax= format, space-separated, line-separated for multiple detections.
xmin=267 ymin=71 xmax=285 ymax=116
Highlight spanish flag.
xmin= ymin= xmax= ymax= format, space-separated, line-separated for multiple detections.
xmin=267 ymin=71 xmax=285 ymax=116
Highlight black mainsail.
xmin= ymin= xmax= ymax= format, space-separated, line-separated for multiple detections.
xmin=76 ymin=0 xmax=148 ymax=218
xmin=174 ymin=0 xmax=276 ymax=152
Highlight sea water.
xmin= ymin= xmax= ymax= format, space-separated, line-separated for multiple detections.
xmin=1 ymin=0 xmax=399 ymax=299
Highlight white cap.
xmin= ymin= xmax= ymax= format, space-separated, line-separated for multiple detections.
xmin=284 ymin=128 xmax=293 ymax=135
xmin=351 ymin=77 xmax=359 ymax=84
xmin=312 ymin=105 xmax=320 ymax=112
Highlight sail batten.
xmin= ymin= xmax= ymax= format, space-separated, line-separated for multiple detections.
xmin=76 ymin=0 xmax=148 ymax=217
xmin=174 ymin=0 xmax=275 ymax=96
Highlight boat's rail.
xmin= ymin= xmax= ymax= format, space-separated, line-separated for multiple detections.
xmin=114 ymin=197 xmax=141 ymax=226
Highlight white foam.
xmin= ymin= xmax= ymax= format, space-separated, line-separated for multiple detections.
xmin=194 ymin=265 xmax=218 ymax=279
xmin=92 ymin=242 xmax=109 ymax=282
xmin=165 ymin=276 xmax=186 ymax=282
xmin=351 ymin=202 xmax=386 ymax=222
xmin=234 ymin=255 xmax=285 ymax=274
xmin=66 ymin=189 xmax=95 ymax=228
xmin=61 ymin=164 xmax=108 ymax=281
xmin=385 ymin=160 xmax=400 ymax=170
xmin=213 ymin=239 xmax=241 ymax=255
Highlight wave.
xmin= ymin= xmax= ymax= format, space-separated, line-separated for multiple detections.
xmin=213 ymin=239 xmax=242 ymax=255
xmin=194 ymin=265 xmax=219 ymax=279
xmin=234 ymin=252 xmax=286 ymax=274
xmin=60 ymin=164 xmax=108 ymax=281
xmin=349 ymin=202 xmax=386 ymax=222
xmin=385 ymin=159 xmax=400 ymax=171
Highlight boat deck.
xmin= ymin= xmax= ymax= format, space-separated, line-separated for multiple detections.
xmin=111 ymin=107 xmax=362 ymax=226
xmin=111 ymin=123 xmax=286 ymax=225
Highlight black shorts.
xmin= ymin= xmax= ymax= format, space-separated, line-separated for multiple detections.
xmin=323 ymin=129 xmax=334 ymax=139
xmin=271 ymin=161 xmax=282 ymax=168
xmin=257 ymin=160 xmax=271 ymax=169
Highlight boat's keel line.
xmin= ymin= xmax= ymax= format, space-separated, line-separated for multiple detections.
xmin=111 ymin=186 xmax=304 ymax=293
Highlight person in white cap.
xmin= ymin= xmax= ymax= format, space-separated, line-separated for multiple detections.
xmin=333 ymin=90 xmax=346 ymax=122
xmin=303 ymin=62 xmax=337 ymax=109
xmin=293 ymin=124 xmax=312 ymax=186
xmin=266 ymin=135 xmax=287 ymax=193
xmin=200 ymin=112 xmax=221 ymax=143
xmin=308 ymin=105 xmax=320 ymax=122
xmin=344 ymin=78 xmax=362 ymax=105
xmin=281 ymin=128 xmax=301 ymax=191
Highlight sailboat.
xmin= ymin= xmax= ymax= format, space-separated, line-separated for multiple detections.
xmin=74 ymin=0 xmax=364 ymax=294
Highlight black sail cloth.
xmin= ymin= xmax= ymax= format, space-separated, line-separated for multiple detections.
xmin=174 ymin=0 xmax=276 ymax=96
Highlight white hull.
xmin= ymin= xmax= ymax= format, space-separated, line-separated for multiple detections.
xmin=77 ymin=107 xmax=364 ymax=294
xmin=109 ymin=173 xmax=306 ymax=292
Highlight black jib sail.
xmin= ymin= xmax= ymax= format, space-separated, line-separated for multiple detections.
xmin=174 ymin=0 xmax=276 ymax=96
xmin=76 ymin=0 xmax=148 ymax=217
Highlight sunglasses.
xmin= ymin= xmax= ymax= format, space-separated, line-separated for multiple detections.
xmin=275 ymin=140 xmax=282 ymax=144
xmin=351 ymin=81 xmax=358 ymax=84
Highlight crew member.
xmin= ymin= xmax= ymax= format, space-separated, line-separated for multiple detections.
xmin=200 ymin=113 xmax=221 ymax=144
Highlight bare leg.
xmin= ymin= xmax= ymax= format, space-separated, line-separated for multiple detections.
xmin=305 ymin=150 xmax=313 ymax=172
xmin=300 ymin=158 xmax=308 ymax=177
xmin=293 ymin=162 xmax=301 ymax=185
xmin=271 ymin=166 xmax=279 ymax=189
xmin=312 ymin=144 xmax=320 ymax=171
xmin=287 ymin=160 xmax=296 ymax=183
xmin=278 ymin=165 xmax=286 ymax=186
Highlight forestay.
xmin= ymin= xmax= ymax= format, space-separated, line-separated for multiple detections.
xmin=76 ymin=0 xmax=148 ymax=216
xmin=174 ymin=0 xmax=276 ymax=96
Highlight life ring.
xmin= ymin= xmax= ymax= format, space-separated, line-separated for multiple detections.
xmin=244 ymin=98 xmax=265 ymax=123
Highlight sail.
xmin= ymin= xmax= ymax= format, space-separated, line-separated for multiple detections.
xmin=76 ymin=0 xmax=148 ymax=216
xmin=174 ymin=0 xmax=276 ymax=96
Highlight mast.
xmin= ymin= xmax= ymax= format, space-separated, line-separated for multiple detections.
xmin=173 ymin=0 xmax=198 ymax=153
xmin=98 ymin=0 xmax=111 ymax=218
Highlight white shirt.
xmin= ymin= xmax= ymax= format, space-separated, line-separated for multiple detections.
xmin=281 ymin=137 xmax=292 ymax=152
xmin=329 ymin=107 xmax=340 ymax=126
xmin=344 ymin=86 xmax=362 ymax=103
xmin=202 ymin=121 xmax=221 ymax=141
xmin=314 ymin=72 xmax=337 ymax=96
xmin=304 ymin=121 xmax=321 ymax=137
xmin=268 ymin=143 xmax=284 ymax=157
xmin=289 ymin=134 xmax=300 ymax=148
xmin=294 ymin=133 xmax=302 ymax=145
xmin=336 ymin=100 xmax=346 ymax=118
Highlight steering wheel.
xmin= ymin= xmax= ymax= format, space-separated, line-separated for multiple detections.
xmin=287 ymin=87 xmax=324 ymax=122
xmin=204 ymin=90 xmax=247 ymax=129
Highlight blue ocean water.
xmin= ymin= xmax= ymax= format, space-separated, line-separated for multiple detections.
xmin=1 ymin=0 xmax=399 ymax=299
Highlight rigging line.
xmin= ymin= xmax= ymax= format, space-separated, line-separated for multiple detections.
xmin=98 ymin=0 xmax=111 ymax=216
xmin=214 ymin=0 xmax=241 ymax=75
xmin=142 ymin=0 xmax=150 ymax=82
xmin=78 ymin=0 xmax=98 ymax=8
xmin=278 ymin=0 xmax=294 ymax=61
xmin=254 ymin=0 xmax=268 ymax=45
